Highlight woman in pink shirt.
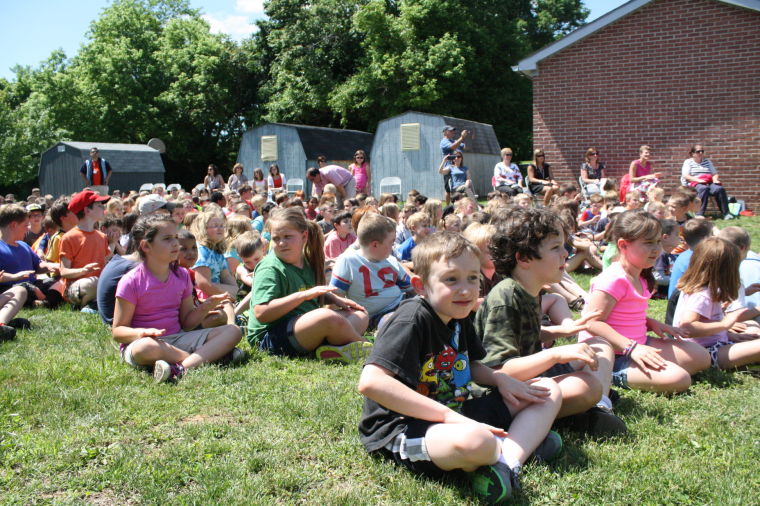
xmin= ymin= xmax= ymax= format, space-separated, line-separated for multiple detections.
xmin=581 ymin=211 xmax=709 ymax=393
xmin=620 ymin=145 xmax=662 ymax=202
xmin=348 ymin=150 xmax=371 ymax=195
xmin=112 ymin=215 xmax=242 ymax=383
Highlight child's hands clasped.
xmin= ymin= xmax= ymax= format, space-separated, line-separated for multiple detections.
xmin=138 ymin=328 xmax=165 ymax=338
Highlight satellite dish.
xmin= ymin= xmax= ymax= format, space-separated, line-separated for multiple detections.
xmin=147 ymin=138 xmax=166 ymax=153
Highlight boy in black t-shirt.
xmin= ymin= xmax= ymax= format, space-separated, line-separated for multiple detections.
xmin=358 ymin=232 xmax=561 ymax=504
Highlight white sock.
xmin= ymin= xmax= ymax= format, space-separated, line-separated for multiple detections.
xmin=597 ymin=394 xmax=613 ymax=411
xmin=495 ymin=436 xmax=520 ymax=472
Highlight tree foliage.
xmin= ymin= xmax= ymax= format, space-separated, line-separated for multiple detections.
xmin=0 ymin=0 xmax=587 ymax=188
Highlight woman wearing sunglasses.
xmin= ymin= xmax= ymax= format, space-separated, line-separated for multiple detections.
xmin=580 ymin=147 xmax=607 ymax=195
xmin=681 ymin=145 xmax=732 ymax=219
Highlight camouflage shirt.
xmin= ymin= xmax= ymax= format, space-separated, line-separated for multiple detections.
xmin=474 ymin=277 xmax=542 ymax=367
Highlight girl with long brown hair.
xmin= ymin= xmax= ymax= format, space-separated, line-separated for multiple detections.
xmin=249 ymin=207 xmax=372 ymax=363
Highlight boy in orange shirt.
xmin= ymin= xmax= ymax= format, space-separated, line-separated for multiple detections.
xmin=59 ymin=190 xmax=111 ymax=312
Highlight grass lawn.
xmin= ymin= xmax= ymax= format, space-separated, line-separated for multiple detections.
xmin=1 ymin=218 xmax=760 ymax=504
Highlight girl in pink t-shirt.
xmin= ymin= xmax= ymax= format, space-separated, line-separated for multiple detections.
xmin=582 ymin=211 xmax=709 ymax=393
xmin=673 ymin=236 xmax=760 ymax=369
xmin=112 ymin=215 xmax=242 ymax=383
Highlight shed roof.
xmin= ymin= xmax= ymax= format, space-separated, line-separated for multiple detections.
xmin=273 ymin=123 xmax=374 ymax=160
xmin=50 ymin=141 xmax=164 ymax=173
xmin=513 ymin=0 xmax=760 ymax=77
xmin=379 ymin=111 xmax=501 ymax=154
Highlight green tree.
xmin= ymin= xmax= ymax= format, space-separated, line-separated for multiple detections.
xmin=328 ymin=0 xmax=588 ymax=155
xmin=256 ymin=0 xmax=369 ymax=126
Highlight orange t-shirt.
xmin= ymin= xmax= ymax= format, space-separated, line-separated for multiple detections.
xmin=91 ymin=159 xmax=103 ymax=186
xmin=59 ymin=227 xmax=109 ymax=290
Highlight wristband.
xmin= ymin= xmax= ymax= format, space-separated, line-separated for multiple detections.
xmin=623 ymin=341 xmax=638 ymax=357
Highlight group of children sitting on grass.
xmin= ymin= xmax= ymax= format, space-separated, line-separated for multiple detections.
xmin=1 ymin=178 xmax=760 ymax=504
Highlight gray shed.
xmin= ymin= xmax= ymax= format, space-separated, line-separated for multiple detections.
xmin=38 ymin=141 xmax=165 ymax=197
xmin=237 ymin=123 xmax=374 ymax=194
xmin=370 ymin=111 xmax=501 ymax=199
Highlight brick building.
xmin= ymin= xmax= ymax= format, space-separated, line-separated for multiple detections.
xmin=514 ymin=0 xmax=760 ymax=209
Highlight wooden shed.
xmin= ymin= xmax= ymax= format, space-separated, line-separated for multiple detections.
xmin=512 ymin=0 xmax=760 ymax=209
xmin=237 ymin=123 xmax=374 ymax=194
xmin=370 ymin=111 xmax=501 ymax=199
xmin=38 ymin=141 xmax=165 ymax=197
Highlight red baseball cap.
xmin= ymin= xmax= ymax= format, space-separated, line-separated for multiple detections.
xmin=68 ymin=190 xmax=110 ymax=214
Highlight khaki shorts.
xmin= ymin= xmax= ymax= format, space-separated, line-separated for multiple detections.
xmin=121 ymin=328 xmax=212 ymax=369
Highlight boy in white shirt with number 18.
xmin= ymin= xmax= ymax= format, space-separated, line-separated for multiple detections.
xmin=330 ymin=213 xmax=414 ymax=331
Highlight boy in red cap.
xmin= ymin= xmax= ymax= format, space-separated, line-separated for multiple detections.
xmin=59 ymin=190 xmax=112 ymax=311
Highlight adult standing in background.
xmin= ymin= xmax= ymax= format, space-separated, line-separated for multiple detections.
xmin=348 ymin=150 xmax=371 ymax=195
xmin=227 ymin=163 xmax=248 ymax=192
xmin=439 ymin=125 xmax=468 ymax=205
xmin=681 ymin=144 xmax=732 ymax=220
xmin=204 ymin=164 xmax=225 ymax=192
xmin=307 ymin=157 xmax=356 ymax=206
xmin=80 ymin=147 xmax=112 ymax=195
xmin=579 ymin=147 xmax=607 ymax=195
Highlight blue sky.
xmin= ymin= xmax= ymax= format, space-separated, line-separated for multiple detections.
xmin=0 ymin=0 xmax=627 ymax=81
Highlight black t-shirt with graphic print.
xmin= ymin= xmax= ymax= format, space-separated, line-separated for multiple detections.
xmin=358 ymin=296 xmax=486 ymax=452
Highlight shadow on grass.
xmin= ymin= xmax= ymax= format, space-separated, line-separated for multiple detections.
xmin=612 ymin=395 xmax=675 ymax=425
xmin=693 ymin=368 xmax=745 ymax=388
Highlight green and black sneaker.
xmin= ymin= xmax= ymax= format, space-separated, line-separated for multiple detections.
xmin=470 ymin=461 xmax=520 ymax=504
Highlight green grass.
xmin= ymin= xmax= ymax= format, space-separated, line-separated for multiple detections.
xmin=2 ymin=217 xmax=760 ymax=504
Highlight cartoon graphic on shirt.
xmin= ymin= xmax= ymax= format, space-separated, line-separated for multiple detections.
xmin=417 ymin=345 xmax=474 ymax=409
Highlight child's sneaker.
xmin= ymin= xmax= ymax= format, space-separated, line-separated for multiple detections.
xmin=219 ymin=347 xmax=246 ymax=366
xmin=8 ymin=318 xmax=31 ymax=330
xmin=587 ymin=406 xmax=627 ymax=437
xmin=153 ymin=360 xmax=186 ymax=383
xmin=0 ymin=324 xmax=16 ymax=341
xmin=80 ymin=306 xmax=98 ymax=314
xmin=531 ymin=430 xmax=563 ymax=462
xmin=470 ymin=461 xmax=520 ymax=504
xmin=315 ymin=341 xmax=373 ymax=364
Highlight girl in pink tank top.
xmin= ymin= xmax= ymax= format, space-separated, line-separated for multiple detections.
xmin=349 ymin=150 xmax=371 ymax=194
xmin=581 ymin=212 xmax=709 ymax=393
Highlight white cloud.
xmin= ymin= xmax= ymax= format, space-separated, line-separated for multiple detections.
xmin=202 ymin=13 xmax=258 ymax=40
xmin=235 ymin=0 xmax=265 ymax=14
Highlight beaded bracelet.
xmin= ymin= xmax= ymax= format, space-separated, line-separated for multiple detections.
xmin=623 ymin=341 xmax=638 ymax=357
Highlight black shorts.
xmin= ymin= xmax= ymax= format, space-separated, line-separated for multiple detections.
xmin=374 ymin=390 xmax=514 ymax=478
xmin=443 ymin=174 xmax=453 ymax=194
xmin=529 ymin=182 xmax=545 ymax=195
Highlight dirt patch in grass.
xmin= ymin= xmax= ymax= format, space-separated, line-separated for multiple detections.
xmin=179 ymin=414 xmax=238 ymax=425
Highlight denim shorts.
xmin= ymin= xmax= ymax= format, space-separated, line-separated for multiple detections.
xmin=259 ymin=315 xmax=309 ymax=357
xmin=612 ymin=336 xmax=653 ymax=389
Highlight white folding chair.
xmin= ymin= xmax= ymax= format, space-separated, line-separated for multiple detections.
xmin=379 ymin=177 xmax=402 ymax=199
xmin=287 ymin=178 xmax=304 ymax=196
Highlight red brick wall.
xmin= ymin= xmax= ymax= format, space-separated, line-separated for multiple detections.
xmin=532 ymin=0 xmax=760 ymax=210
